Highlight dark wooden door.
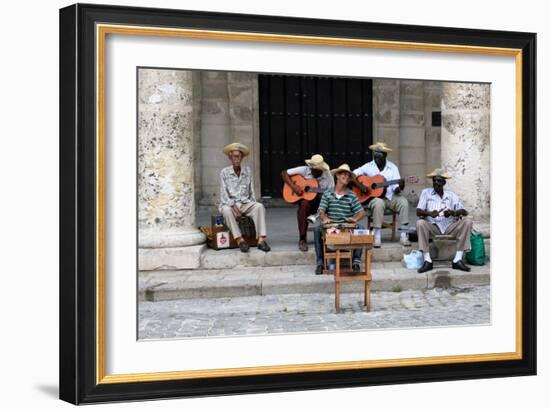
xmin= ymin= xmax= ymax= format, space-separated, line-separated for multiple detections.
xmin=259 ymin=74 xmax=373 ymax=198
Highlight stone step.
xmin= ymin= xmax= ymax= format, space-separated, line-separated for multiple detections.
xmin=198 ymin=239 xmax=490 ymax=269
xmin=139 ymin=261 xmax=490 ymax=302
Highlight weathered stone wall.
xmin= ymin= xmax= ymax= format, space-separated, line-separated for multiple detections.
xmin=399 ymin=80 xmax=426 ymax=198
xmin=373 ymin=79 xmax=443 ymax=203
xmin=196 ymin=71 xmax=260 ymax=207
xmin=424 ymin=81 xmax=442 ymax=177
xmin=372 ymin=80 xmax=401 ymax=165
xmin=441 ymin=83 xmax=490 ymax=221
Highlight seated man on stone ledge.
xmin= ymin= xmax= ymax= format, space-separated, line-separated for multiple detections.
xmin=416 ymin=168 xmax=473 ymax=274
xmin=219 ymin=142 xmax=270 ymax=253
xmin=314 ymin=164 xmax=366 ymax=275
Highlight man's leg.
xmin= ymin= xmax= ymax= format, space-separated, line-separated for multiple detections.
xmin=368 ymin=197 xmax=385 ymax=247
xmin=297 ymin=199 xmax=311 ymax=251
xmin=352 ymin=223 xmax=364 ymax=272
xmin=221 ymin=205 xmax=248 ymax=252
xmin=416 ymin=219 xmax=440 ymax=273
xmin=241 ymin=202 xmax=270 ymax=251
xmin=313 ymin=225 xmax=324 ymax=274
xmin=444 ymin=218 xmax=474 ymax=271
xmin=389 ymin=195 xmax=409 ymax=226
xmin=387 ymin=195 xmax=410 ymax=245
xmin=221 ymin=205 xmax=242 ymax=239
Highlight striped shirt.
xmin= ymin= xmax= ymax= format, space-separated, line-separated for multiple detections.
xmin=417 ymin=188 xmax=465 ymax=233
xmin=319 ymin=189 xmax=363 ymax=223
xmin=353 ymin=160 xmax=401 ymax=200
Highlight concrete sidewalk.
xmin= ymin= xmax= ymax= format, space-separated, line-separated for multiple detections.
xmin=139 ymin=261 xmax=490 ymax=302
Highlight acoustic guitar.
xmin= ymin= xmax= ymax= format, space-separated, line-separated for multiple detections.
xmin=282 ymin=174 xmax=326 ymax=203
xmin=352 ymin=175 xmax=419 ymax=203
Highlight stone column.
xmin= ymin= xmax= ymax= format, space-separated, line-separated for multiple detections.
xmin=441 ymin=83 xmax=490 ymax=222
xmin=399 ymin=80 xmax=425 ymax=198
xmin=138 ymin=69 xmax=206 ymax=270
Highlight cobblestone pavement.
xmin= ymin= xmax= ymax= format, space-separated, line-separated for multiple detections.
xmin=138 ymin=285 xmax=490 ymax=339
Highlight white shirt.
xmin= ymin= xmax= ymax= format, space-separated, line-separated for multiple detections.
xmin=286 ymin=165 xmax=335 ymax=191
xmin=353 ymin=160 xmax=401 ymax=200
xmin=417 ymin=187 xmax=465 ymax=234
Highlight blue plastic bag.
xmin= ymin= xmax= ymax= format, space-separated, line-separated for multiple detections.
xmin=403 ymin=250 xmax=424 ymax=270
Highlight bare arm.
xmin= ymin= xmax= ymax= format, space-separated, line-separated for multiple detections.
xmin=346 ymin=209 xmax=367 ymax=223
xmin=281 ymin=170 xmax=303 ymax=195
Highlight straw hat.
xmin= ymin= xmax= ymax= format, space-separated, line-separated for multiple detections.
xmin=305 ymin=154 xmax=329 ymax=171
xmin=426 ymin=168 xmax=452 ymax=179
xmin=368 ymin=142 xmax=392 ymax=153
xmin=330 ymin=163 xmax=353 ymax=176
xmin=223 ymin=142 xmax=250 ymax=157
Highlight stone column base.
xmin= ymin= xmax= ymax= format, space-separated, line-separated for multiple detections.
xmin=139 ymin=228 xmax=206 ymax=248
xmin=139 ymin=244 xmax=206 ymax=271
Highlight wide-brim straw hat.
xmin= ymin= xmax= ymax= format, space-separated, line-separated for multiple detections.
xmin=426 ymin=168 xmax=451 ymax=179
xmin=305 ymin=154 xmax=329 ymax=171
xmin=331 ymin=163 xmax=353 ymax=176
xmin=223 ymin=142 xmax=250 ymax=157
xmin=368 ymin=141 xmax=392 ymax=153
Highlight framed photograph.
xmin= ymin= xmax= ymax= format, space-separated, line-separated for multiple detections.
xmin=59 ymin=3 xmax=536 ymax=404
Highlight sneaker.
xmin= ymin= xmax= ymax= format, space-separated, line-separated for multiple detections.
xmin=298 ymin=239 xmax=308 ymax=252
xmin=374 ymin=238 xmax=381 ymax=248
xmin=400 ymin=236 xmax=411 ymax=246
xmin=315 ymin=264 xmax=324 ymax=275
xmin=352 ymin=261 xmax=361 ymax=273
xmin=307 ymin=214 xmax=318 ymax=224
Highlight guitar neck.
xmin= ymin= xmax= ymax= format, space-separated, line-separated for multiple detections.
xmin=373 ymin=178 xmax=402 ymax=188
xmin=307 ymin=187 xmax=326 ymax=193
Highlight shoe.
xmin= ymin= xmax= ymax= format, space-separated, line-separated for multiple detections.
xmin=298 ymin=239 xmax=308 ymax=252
xmin=452 ymin=260 xmax=471 ymax=272
xmin=307 ymin=214 xmax=318 ymax=224
xmin=417 ymin=261 xmax=433 ymax=274
xmin=352 ymin=261 xmax=361 ymax=273
xmin=374 ymin=239 xmax=381 ymax=248
xmin=257 ymin=240 xmax=271 ymax=252
xmin=315 ymin=264 xmax=324 ymax=275
xmin=238 ymin=240 xmax=249 ymax=253
xmin=400 ymin=236 xmax=411 ymax=246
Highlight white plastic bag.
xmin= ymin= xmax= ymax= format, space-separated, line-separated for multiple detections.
xmin=402 ymin=250 xmax=424 ymax=270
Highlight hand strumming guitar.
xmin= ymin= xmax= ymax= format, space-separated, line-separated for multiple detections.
xmin=292 ymin=184 xmax=304 ymax=196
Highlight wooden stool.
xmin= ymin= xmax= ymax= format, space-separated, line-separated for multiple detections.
xmin=324 ymin=231 xmax=374 ymax=312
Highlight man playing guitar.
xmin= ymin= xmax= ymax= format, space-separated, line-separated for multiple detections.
xmin=352 ymin=142 xmax=410 ymax=248
xmin=281 ymin=154 xmax=334 ymax=251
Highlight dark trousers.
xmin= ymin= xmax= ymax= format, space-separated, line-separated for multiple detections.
xmin=297 ymin=196 xmax=321 ymax=240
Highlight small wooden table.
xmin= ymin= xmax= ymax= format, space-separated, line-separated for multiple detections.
xmin=324 ymin=232 xmax=374 ymax=312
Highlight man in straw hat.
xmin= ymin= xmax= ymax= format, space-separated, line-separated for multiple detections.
xmin=281 ymin=154 xmax=334 ymax=252
xmin=313 ymin=164 xmax=366 ymax=275
xmin=416 ymin=168 xmax=473 ymax=273
xmin=352 ymin=141 xmax=410 ymax=248
xmin=219 ymin=142 xmax=270 ymax=253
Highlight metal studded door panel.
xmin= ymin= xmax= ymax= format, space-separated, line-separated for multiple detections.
xmin=259 ymin=74 xmax=373 ymax=198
